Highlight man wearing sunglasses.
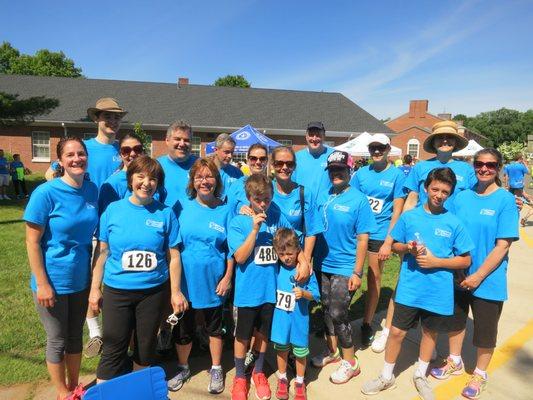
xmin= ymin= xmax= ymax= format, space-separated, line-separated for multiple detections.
xmin=293 ymin=122 xmax=334 ymax=201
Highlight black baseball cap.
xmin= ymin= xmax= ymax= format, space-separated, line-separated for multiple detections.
xmin=325 ymin=150 xmax=351 ymax=170
xmin=307 ymin=121 xmax=325 ymax=131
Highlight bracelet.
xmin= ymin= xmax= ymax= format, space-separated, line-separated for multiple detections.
xmin=352 ymin=270 xmax=363 ymax=279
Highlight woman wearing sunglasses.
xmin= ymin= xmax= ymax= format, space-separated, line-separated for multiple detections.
xmin=429 ymin=149 xmax=519 ymax=399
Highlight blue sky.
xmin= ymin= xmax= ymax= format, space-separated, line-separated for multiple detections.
xmin=1 ymin=0 xmax=532 ymax=119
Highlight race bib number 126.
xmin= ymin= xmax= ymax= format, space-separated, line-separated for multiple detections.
xmin=122 ymin=250 xmax=158 ymax=271
xmin=254 ymin=246 xmax=278 ymax=265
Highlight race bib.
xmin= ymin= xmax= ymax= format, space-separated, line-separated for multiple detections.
xmin=254 ymin=246 xmax=278 ymax=265
xmin=276 ymin=290 xmax=296 ymax=311
xmin=367 ymin=196 xmax=384 ymax=214
xmin=122 ymin=250 xmax=158 ymax=272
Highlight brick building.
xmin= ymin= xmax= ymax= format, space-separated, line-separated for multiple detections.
xmin=0 ymin=74 xmax=393 ymax=172
xmin=387 ymin=100 xmax=487 ymax=160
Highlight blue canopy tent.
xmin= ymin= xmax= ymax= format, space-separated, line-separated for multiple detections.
xmin=205 ymin=124 xmax=282 ymax=154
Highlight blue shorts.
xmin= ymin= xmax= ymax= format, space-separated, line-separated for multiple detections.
xmin=271 ymin=307 xmax=309 ymax=348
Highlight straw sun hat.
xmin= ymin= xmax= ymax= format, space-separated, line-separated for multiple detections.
xmin=423 ymin=120 xmax=468 ymax=154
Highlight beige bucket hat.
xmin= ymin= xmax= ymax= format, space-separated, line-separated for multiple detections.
xmin=423 ymin=120 xmax=468 ymax=154
xmin=87 ymin=97 xmax=127 ymax=122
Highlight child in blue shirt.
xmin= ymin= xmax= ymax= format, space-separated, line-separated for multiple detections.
xmin=362 ymin=167 xmax=474 ymax=400
xmin=271 ymin=228 xmax=319 ymax=400
xmin=10 ymin=154 xmax=29 ymax=198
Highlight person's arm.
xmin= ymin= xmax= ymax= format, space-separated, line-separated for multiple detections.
xmin=303 ymin=235 xmax=316 ymax=263
xmin=25 ymin=222 xmax=55 ymax=308
xmin=169 ymin=247 xmax=188 ymax=314
xmin=233 ymin=214 xmax=264 ymax=264
xmin=416 ymin=249 xmax=471 ymax=270
xmin=378 ymin=197 xmax=405 ymax=261
xmin=216 ymin=257 xmax=234 ymax=296
xmin=295 ymin=250 xmax=311 ymax=281
xmin=293 ymin=287 xmax=314 ymax=301
xmin=88 ymin=241 xmax=108 ymax=313
xmin=348 ymin=233 xmax=368 ymax=291
xmin=402 ymin=191 xmax=418 ymax=212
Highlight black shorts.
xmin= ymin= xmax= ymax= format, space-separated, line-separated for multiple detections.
xmin=172 ymin=305 xmax=224 ymax=345
xmin=368 ymin=239 xmax=385 ymax=253
xmin=234 ymin=303 xmax=274 ymax=341
xmin=392 ymin=302 xmax=453 ymax=333
xmin=508 ymin=187 xmax=523 ymax=196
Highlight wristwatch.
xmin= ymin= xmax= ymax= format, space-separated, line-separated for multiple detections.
xmin=353 ymin=270 xmax=363 ymax=279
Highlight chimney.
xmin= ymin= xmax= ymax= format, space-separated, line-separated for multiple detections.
xmin=178 ymin=77 xmax=189 ymax=87
xmin=438 ymin=113 xmax=452 ymax=120
xmin=408 ymin=100 xmax=429 ymax=118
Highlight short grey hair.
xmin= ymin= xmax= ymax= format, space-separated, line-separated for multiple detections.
xmin=166 ymin=120 xmax=192 ymax=138
xmin=215 ymin=133 xmax=236 ymax=148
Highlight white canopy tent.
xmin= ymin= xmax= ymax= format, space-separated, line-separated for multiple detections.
xmin=335 ymin=132 xmax=402 ymax=157
xmin=453 ymin=139 xmax=484 ymax=157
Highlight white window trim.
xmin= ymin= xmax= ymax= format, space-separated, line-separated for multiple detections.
xmin=31 ymin=131 xmax=51 ymax=162
xmin=407 ymin=138 xmax=420 ymax=159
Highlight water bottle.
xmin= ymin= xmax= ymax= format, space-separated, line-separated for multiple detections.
xmin=414 ymin=232 xmax=427 ymax=255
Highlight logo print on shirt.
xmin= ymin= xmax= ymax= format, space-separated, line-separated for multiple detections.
xmin=112 ymin=155 xmax=121 ymax=162
xmin=86 ymin=202 xmax=96 ymax=209
xmin=434 ymin=228 xmax=452 ymax=238
xmin=380 ymin=180 xmax=393 ymax=188
xmin=333 ymin=204 xmax=350 ymax=212
xmin=289 ymin=209 xmax=302 ymax=216
xmin=480 ymin=209 xmax=495 ymax=216
xmin=265 ymin=225 xmax=277 ymax=234
xmin=209 ymin=222 xmax=225 ymax=233
xmin=146 ymin=219 xmax=164 ymax=228
xmin=455 ymin=175 xmax=464 ymax=182
xmin=328 ymin=152 xmax=345 ymax=163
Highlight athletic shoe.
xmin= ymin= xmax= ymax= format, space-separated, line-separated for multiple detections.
xmin=83 ymin=336 xmax=102 ymax=358
xmin=252 ymin=371 xmax=271 ymax=400
xmin=461 ymin=374 xmax=487 ymax=399
xmin=330 ymin=359 xmax=361 ymax=384
xmin=361 ymin=374 xmax=396 ymax=395
xmin=63 ymin=384 xmax=86 ymax=400
xmin=294 ymin=382 xmax=307 ymax=400
xmin=167 ymin=366 xmax=191 ymax=391
xmin=361 ymin=323 xmax=375 ymax=347
xmin=311 ymin=348 xmax=341 ymax=368
xmin=231 ymin=377 xmax=249 ymax=400
xmin=275 ymin=377 xmax=289 ymax=400
xmin=371 ymin=331 xmax=388 ymax=353
xmin=430 ymin=357 xmax=464 ymax=380
xmin=413 ymin=375 xmax=435 ymax=400
xmin=208 ymin=367 xmax=225 ymax=394
xmin=244 ymin=349 xmax=258 ymax=375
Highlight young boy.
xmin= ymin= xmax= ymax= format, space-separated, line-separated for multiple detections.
xmin=10 ymin=154 xmax=29 ymax=199
xmin=271 ymin=228 xmax=319 ymax=400
xmin=228 ymin=174 xmax=307 ymax=400
xmin=361 ymin=167 xmax=474 ymax=400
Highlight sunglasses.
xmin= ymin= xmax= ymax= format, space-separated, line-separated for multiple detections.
xmin=473 ymin=161 xmax=498 ymax=170
xmin=273 ymin=160 xmax=296 ymax=169
xmin=368 ymin=144 xmax=388 ymax=153
xmin=248 ymin=156 xmax=268 ymax=163
xmin=120 ymin=145 xmax=144 ymax=155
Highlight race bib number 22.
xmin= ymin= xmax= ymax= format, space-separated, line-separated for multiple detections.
xmin=122 ymin=250 xmax=158 ymax=271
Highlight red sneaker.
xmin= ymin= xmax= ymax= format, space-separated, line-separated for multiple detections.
xmin=231 ymin=377 xmax=249 ymax=400
xmin=275 ymin=377 xmax=289 ymax=400
xmin=63 ymin=384 xmax=86 ymax=400
xmin=252 ymin=371 xmax=272 ymax=400
xmin=294 ymin=382 xmax=307 ymax=400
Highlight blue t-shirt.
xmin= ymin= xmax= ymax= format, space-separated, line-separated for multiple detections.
xmin=391 ymin=206 xmax=475 ymax=316
xmin=398 ymin=165 xmax=412 ymax=176
xmin=314 ymin=187 xmax=377 ymax=277
xmin=0 ymin=156 xmax=9 ymax=175
xmin=175 ymin=198 xmax=231 ymax=308
xmin=98 ymin=198 xmax=180 ymax=290
xmin=10 ymin=160 xmax=24 ymax=180
xmin=228 ymin=204 xmax=291 ymax=307
xmin=98 ymin=170 xmax=165 ymax=214
xmin=24 ymin=178 xmax=99 ymax=294
xmin=504 ymin=162 xmax=529 ymax=189
xmin=157 ymin=154 xmax=198 ymax=208
xmin=84 ymin=138 xmax=121 ymax=190
xmin=404 ymin=158 xmax=477 ymax=207
xmin=451 ymin=188 xmax=519 ymax=301
xmin=220 ymin=164 xmax=244 ymax=200
xmin=293 ymin=147 xmax=334 ymax=201
xmin=351 ymin=165 xmax=406 ymax=240
xmin=272 ymin=184 xmax=323 ymax=242
xmin=271 ymin=263 xmax=320 ymax=348
xmin=225 ymin=175 xmax=249 ymax=216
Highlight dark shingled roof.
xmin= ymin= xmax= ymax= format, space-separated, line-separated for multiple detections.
xmin=0 ymin=73 xmax=393 ymax=134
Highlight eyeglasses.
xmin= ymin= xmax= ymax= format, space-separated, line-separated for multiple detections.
xmin=120 ymin=145 xmax=144 ymax=155
xmin=273 ymin=160 xmax=296 ymax=169
xmin=194 ymin=175 xmax=215 ymax=182
xmin=248 ymin=156 xmax=268 ymax=163
xmin=368 ymin=144 xmax=388 ymax=153
xmin=473 ymin=161 xmax=498 ymax=171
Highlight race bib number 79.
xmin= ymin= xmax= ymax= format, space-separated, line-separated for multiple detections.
xmin=276 ymin=290 xmax=296 ymax=311
xmin=254 ymin=246 xmax=278 ymax=265
xmin=367 ymin=196 xmax=384 ymax=214
xmin=122 ymin=250 xmax=158 ymax=271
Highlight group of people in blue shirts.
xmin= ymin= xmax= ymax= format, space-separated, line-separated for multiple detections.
xmin=23 ymin=97 xmax=521 ymax=400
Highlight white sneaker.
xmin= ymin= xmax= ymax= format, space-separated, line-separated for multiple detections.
xmin=330 ymin=359 xmax=360 ymax=384
xmin=311 ymin=348 xmax=341 ymax=368
xmin=371 ymin=331 xmax=388 ymax=353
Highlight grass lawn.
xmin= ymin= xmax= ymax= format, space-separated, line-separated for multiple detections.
xmin=0 ymin=174 xmax=400 ymax=386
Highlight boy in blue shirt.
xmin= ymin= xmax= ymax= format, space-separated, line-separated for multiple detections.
xmin=10 ymin=154 xmax=29 ymax=198
xmin=503 ymin=154 xmax=529 ymax=196
xmin=362 ymin=168 xmax=474 ymax=400
xmin=0 ymin=149 xmax=10 ymax=200
xmin=271 ymin=228 xmax=319 ymax=400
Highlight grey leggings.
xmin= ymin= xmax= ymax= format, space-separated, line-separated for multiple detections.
xmin=320 ymin=272 xmax=354 ymax=348
xmin=33 ymin=288 xmax=89 ymax=363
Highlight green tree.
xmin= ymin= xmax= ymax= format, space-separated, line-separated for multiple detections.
xmin=0 ymin=92 xmax=59 ymax=126
xmin=214 ymin=75 xmax=251 ymax=88
xmin=133 ymin=122 xmax=152 ymax=151
xmin=497 ymin=141 xmax=526 ymax=163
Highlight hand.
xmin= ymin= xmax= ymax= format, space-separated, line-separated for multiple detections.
xmin=239 ymin=205 xmax=253 ymax=216
xmin=293 ymin=287 xmax=304 ymax=300
xmin=406 ymin=241 xmax=418 ymax=257
xmin=294 ymin=259 xmax=311 ymax=283
xmin=460 ymin=273 xmax=483 ymax=291
xmin=171 ymin=291 xmax=189 ymax=314
xmin=348 ymin=274 xmax=362 ymax=291
xmin=215 ymin=276 xmax=232 ymax=296
xmin=36 ymin=283 xmax=55 ymax=308
xmin=415 ymin=248 xmax=438 ymax=269
xmin=378 ymin=243 xmax=392 ymax=261
xmin=454 ymin=269 xmax=467 ymax=286
xmin=252 ymin=212 xmax=266 ymax=231
xmin=88 ymin=287 xmax=102 ymax=313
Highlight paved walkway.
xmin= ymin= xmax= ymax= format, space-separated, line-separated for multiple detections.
xmin=2 ymin=218 xmax=532 ymax=400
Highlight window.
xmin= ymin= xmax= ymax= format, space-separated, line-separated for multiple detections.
xmin=32 ymin=131 xmax=50 ymax=161
xmin=407 ymin=138 xmax=420 ymax=159
xmin=277 ymin=139 xmax=293 ymax=147
xmin=191 ymin=136 xmax=201 ymax=156
xmin=83 ymin=133 xmax=97 ymax=140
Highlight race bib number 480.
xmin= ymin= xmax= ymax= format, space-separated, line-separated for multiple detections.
xmin=367 ymin=196 xmax=384 ymax=214
xmin=276 ymin=290 xmax=296 ymax=311
xmin=122 ymin=250 xmax=158 ymax=271
xmin=254 ymin=246 xmax=278 ymax=265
